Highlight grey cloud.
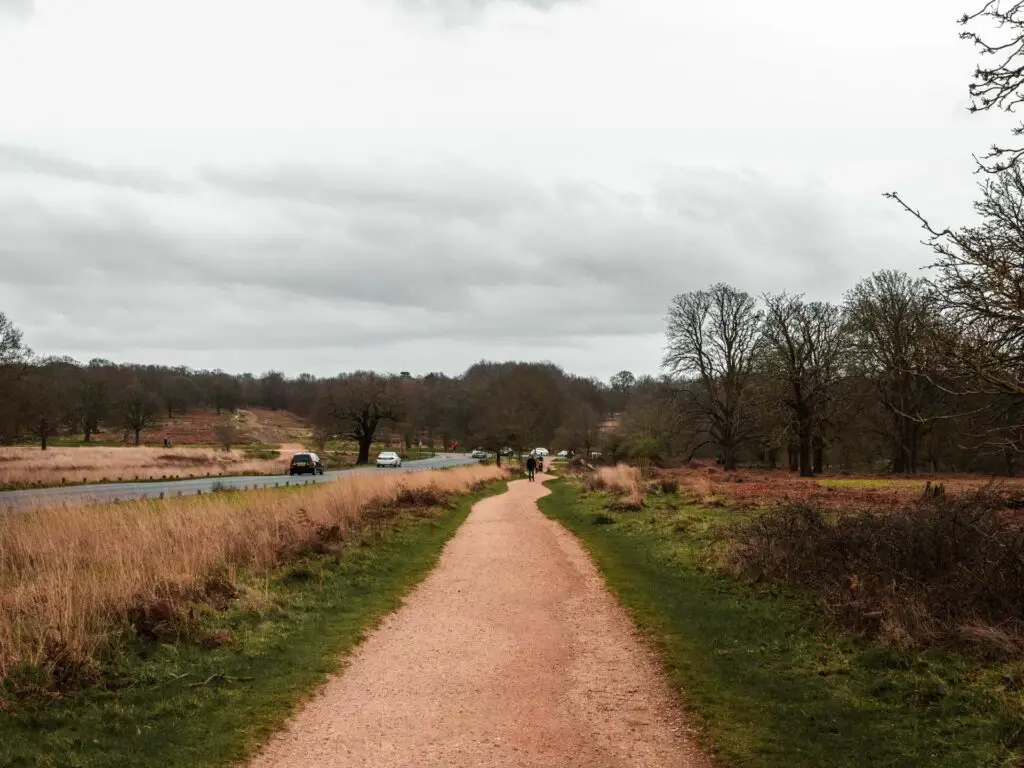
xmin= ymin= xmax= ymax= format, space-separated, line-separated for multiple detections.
xmin=0 ymin=0 xmax=33 ymax=22
xmin=0 ymin=156 xmax=919 ymax=376
xmin=0 ymin=144 xmax=187 ymax=194
xmin=387 ymin=0 xmax=581 ymax=25
xmin=394 ymin=0 xmax=578 ymax=12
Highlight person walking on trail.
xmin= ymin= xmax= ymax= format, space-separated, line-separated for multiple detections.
xmin=526 ymin=454 xmax=537 ymax=482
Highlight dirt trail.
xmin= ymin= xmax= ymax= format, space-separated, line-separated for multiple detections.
xmin=248 ymin=476 xmax=709 ymax=768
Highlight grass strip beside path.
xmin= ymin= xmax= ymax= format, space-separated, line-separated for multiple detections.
xmin=0 ymin=480 xmax=508 ymax=768
xmin=537 ymin=479 xmax=1023 ymax=768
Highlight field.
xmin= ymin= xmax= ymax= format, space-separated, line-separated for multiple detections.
xmin=0 ymin=463 xmax=503 ymax=687
xmin=106 ymin=408 xmax=310 ymax=447
xmin=0 ymin=466 xmax=506 ymax=767
xmin=661 ymin=461 xmax=1024 ymax=511
xmin=536 ymin=479 xmax=1024 ymax=765
xmin=0 ymin=446 xmax=290 ymax=490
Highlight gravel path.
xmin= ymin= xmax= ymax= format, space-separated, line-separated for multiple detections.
xmin=248 ymin=476 xmax=710 ymax=768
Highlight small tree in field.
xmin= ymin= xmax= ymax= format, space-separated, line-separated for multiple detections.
xmin=214 ymin=419 xmax=239 ymax=452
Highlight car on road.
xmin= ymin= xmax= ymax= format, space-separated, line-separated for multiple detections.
xmin=376 ymin=451 xmax=403 ymax=468
xmin=471 ymin=448 xmax=488 ymax=459
xmin=289 ymin=452 xmax=324 ymax=476
xmin=557 ymin=450 xmax=570 ymax=458
xmin=532 ymin=447 xmax=549 ymax=457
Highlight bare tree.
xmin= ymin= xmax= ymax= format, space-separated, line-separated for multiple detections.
xmin=888 ymin=168 xmax=1024 ymax=400
xmin=321 ymin=372 xmax=403 ymax=465
xmin=960 ymin=1 xmax=1024 ymax=171
xmin=21 ymin=358 xmax=77 ymax=450
xmin=845 ymin=271 xmax=936 ymax=473
xmin=213 ymin=418 xmax=240 ymax=452
xmin=556 ymin=401 xmax=602 ymax=458
xmin=663 ymin=283 xmax=762 ymax=470
xmin=119 ymin=382 xmax=159 ymax=446
xmin=608 ymin=370 xmax=636 ymax=413
xmin=0 ymin=312 xmax=30 ymax=444
xmin=761 ymin=295 xmax=851 ymax=477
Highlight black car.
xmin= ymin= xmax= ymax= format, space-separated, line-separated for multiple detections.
xmin=289 ymin=452 xmax=324 ymax=476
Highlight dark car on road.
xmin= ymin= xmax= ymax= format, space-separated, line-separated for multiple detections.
xmin=289 ymin=452 xmax=324 ymax=476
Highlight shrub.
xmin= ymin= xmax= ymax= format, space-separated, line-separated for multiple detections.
xmin=595 ymin=465 xmax=644 ymax=508
xmin=723 ymin=487 xmax=1024 ymax=652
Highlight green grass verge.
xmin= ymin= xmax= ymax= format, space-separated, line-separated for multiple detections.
xmin=0 ymin=480 xmax=508 ymax=768
xmin=537 ymin=479 xmax=1024 ymax=768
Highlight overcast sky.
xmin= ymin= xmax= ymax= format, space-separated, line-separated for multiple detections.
xmin=0 ymin=0 xmax=1014 ymax=380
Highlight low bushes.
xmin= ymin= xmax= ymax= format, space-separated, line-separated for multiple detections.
xmin=724 ymin=486 xmax=1024 ymax=652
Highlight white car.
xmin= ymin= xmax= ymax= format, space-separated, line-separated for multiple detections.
xmin=471 ymin=449 xmax=488 ymax=459
xmin=376 ymin=451 xmax=403 ymax=468
xmin=533 ymin=447 xmax=549 ymax=457
xmin=557 ymin=450 xmax=569 ymax=458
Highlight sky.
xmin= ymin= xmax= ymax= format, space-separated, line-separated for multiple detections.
xmin=0 ymin=0 xmax=1015 ymax=380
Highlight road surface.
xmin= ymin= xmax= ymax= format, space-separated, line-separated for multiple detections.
xmin=0 ymin=454 xmax=480 ymax=511
xmin=248 ymin=475 xmax=709 ymax=768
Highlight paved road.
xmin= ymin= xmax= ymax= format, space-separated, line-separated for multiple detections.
xmin=249 ymin=476 xmax=708 ymax=768
xmin=0 ymin=454 xmax=481 ymax=511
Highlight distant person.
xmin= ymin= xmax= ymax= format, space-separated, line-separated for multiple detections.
xmin=526 ymin=454 xmax=537 ymax=482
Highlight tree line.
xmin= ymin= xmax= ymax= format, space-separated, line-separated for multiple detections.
xmin=655 ymin=171 xmax=1024 ymax=477
xmin=0 ymin=319 xmax=634 ymax=464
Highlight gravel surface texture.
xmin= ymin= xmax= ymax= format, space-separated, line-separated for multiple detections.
xmin=248 ymin=475 xmax=710 ymax=768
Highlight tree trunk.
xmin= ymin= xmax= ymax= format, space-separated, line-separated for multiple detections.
xmin=798 ymin=414 xmax=813 ymax=477
xmin=496 ymin=452 xmax=502 ymax=468
xmin=134 ymin=428 xmax=142 ymax=446
xmin=356 ymin=435 xmax=372 ymax=465
xmin=40 ymin=424 xmax=48 ymax=451
xmin=788 ymin=444 xmax=799 ymax=472
xmin=908 ymin=422 xmax=919 ymax=474
xmin=767 ymin=447 xmax=778 ymax=470
xmin=84 ymin=423 xmax=93 ymax=442
xmin=812 ymin=435 xmax=824 ymax=475
xmin=721 ymin=442 xmax=736 ymax=471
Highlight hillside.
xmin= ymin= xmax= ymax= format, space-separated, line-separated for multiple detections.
xmin=103 ymin=409 xmax=311 ymax=447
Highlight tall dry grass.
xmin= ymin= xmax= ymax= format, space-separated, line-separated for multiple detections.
xmin=0 ymin=464 xmax=503 ymax=683
xmin=595 ymin=464 xmax=645 ymax=507
xmin=0 ymin=446 xmax=287 ymax=488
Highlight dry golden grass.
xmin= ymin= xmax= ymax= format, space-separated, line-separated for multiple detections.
xmin=596 ymin=464 xmax=645 ymax=506
xmin=0 ymin=464 xmax=504 ymax=681
xmin=0 ymin=446 xmax=287 ymax=488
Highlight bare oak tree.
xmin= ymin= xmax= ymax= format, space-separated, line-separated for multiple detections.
xmin=845 ymin=270 xmax=936 ymax=473
xmin=119 ymin=382 xmax=159 ymax=446
xmin=761 ymin=295 xmax=850 ymax=477
xmin=321 ymin=372 xmax=403 ymax=465
xmin=663 ymin=283 xmax=762 ymax=470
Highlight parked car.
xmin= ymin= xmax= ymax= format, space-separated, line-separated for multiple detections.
xmin=557 ymin=450 xmax=570 ymax=458
xmin=376 ymin=451 xmax=403 ymax=468
xmin=289 ymin=452 xmax=324 ymax=476
xmin=499 ymin=447 xmax=514 ymax=456
xmin=533 ymin=447 xmax=549 ymax=457
xmin=471 ymin=448 xmax=488 ymax=459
